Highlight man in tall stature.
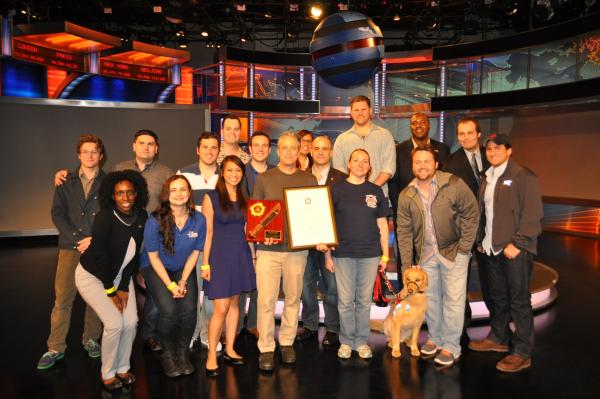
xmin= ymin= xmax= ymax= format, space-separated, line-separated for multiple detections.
xmin=216 ymin=114 xmax=251 ymax=165
xmin=468 ymin=134 xmax=543 ymax=373
xmin=332 ymin=95 xmax=396 ymax=199
xmin=37 ymin=134 xmax=105 ymax=370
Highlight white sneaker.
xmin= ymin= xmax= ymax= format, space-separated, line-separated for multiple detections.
xmin=337 ymin=344 xmax=352 ymax=359
xmin=201 ymin=338 xmax=223 ymax=352
xmin=357 ymin=344 xmax=373 ymax=359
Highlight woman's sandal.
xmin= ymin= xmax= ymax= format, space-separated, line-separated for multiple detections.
xmin=117 ymin=372 xmax=136 ymax=385
xmin=102 ymin=377 xmax=123 ymax=391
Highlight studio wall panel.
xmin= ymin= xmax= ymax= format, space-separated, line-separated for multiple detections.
xmin=0 ymin=98 xmax=209 ymax=236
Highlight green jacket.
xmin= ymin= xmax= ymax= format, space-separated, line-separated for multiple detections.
xmin=396 ymin=171 xmax=479 ymax=268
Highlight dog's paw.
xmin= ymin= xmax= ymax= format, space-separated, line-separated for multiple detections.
xmin=392 ymin=349 xmax=402 ymax=358
xmin=410 ymin=347 xmax=420 ymax=357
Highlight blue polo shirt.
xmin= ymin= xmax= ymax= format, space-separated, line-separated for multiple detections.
xmin=140 ymin=211 xmax=207 ymax=272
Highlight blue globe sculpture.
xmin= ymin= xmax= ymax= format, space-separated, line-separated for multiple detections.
xmin=309 ymin=12 xmax=384 ymax=89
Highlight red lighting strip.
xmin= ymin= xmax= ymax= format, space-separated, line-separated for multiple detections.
xmin=175 ymin=66 xmax=193 ymax=104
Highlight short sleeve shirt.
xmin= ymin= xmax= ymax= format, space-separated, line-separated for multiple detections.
xmin=140 ymin=211 xmax=206 ymax=271
xmin=331 ymin=180 xmax=390 ymax=258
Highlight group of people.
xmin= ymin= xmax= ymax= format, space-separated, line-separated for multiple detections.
xmin=37 ymin=95 xmax=543 ymax=391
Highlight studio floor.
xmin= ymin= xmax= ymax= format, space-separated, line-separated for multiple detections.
xmin=1 ymin=231 xmax=599 ymax=399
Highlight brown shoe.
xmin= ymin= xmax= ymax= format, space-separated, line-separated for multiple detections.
xmin=496 ymin=354 xmax=531 ymax=373
xmin=468 ymin=339 xmax=509 ymax=353
xmin=249 ymin=328 xmax=259 ymax=339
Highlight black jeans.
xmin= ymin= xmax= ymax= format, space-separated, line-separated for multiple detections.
xmin=481 ymin=250 xmax=534 ymax=358
xmin=141 ymin=267 xmax=198 ymax=355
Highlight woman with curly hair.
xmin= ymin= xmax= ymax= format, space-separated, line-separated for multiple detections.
xmin=140 ymin=175 xmax=206 ymax=378
xmin=202 ymin=155 xmax=255 ymax=377
xmin=75 ymin=170 xmax=149 ymax=390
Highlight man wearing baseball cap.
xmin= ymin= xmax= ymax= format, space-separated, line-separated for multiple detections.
xmin=468 ymin=133 xmax=543 ymax=373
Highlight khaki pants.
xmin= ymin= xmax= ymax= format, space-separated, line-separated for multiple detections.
xmin=256 ymin=250 xmax=307 ymax=353
xmin=47 ymin=249 xmax=102 ymax=352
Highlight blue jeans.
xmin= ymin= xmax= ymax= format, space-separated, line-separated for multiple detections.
xmin=301 ymin=250 xmax=339 ymax=332
xmin=333 ymin=257 xmax=379 ymax=349
xmin=421 ymin=253 xmax=469 ymax=357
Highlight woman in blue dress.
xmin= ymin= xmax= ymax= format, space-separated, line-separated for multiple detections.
xmin=201 ymin=155 xmax=256 ymax=376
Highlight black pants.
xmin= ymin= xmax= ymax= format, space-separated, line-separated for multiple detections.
xmin=141 ymin=267 xmax=198 ymax=355
xmin=480 ymin=250 xmax=534 ymax=358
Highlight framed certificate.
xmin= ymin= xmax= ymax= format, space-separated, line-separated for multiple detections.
xmin=283 ymin=185 xmax=338 ymax=250
xmin=246 ymin=199 xmax=285 ymax=243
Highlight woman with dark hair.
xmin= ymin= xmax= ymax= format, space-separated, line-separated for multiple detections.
xmin=201 ymin=155 xmax=256 ymax=376
xmin=140 ymin=175 xmax=206 ymax=378
xmin=75 ymin=170 xmax=148 ymax=390
xmin=297 ymin=130 xmax=313 ymax=171
xmin=324 ymin=148 xmax=390 ymax=360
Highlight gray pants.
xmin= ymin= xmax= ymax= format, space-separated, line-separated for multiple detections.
xmin=75 ymin=265 xmax=138 ymax=380
xmin=47 ymin=249 xmax=102 ymax=352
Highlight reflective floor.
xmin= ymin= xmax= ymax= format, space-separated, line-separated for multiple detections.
xmin=1 ymin=232 xmax=599 ymax=399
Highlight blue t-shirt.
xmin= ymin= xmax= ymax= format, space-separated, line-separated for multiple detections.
xmin=140 ymin=211 xmax=207 ymax=271
xmin=331 ymin=180 xmax=390 ymax=258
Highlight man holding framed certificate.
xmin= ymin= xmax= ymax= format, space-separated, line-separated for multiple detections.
xmin=251 ymin=132 xmax=317 ymax=371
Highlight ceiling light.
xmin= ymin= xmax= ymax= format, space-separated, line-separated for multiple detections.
xmin=178 ymin=38 xmax=188 ymax=49
xmin=337 ymin=2 xmax=348 ymax=11
xmin=235 ymin=3 xmax=246 ymax=12
xmin=201 ymin=30 xmax=209 ymax=37
xmin=103 ymin=7 xmax=112 ymax=14
xmin=153 ymin=5 xmax=162 ymax=13
xmin=393 ymin=14 xmax=400 ymax=21
xmin=265 ymin=11 xmax=272 ymax=18
xmin=310 ymin=5 xmax=323 ymax=19
xmin=289 ymin=3 xmax=299 ymax=12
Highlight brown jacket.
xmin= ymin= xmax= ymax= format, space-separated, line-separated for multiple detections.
xmin=477 ymin=159 xmax=543 ymax=255
xmin=396 ymin=171 xmax=479 ymax=267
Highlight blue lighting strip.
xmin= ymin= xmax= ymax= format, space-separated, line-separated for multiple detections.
xmin=218 ymin=61 xmax=225 ymax=97
xmin=171 ymin=64 xmax=181 ymax=85
xmin=249 ymin=111 xmax=254 ymax=136
xmin=1 ymin=17 xmax=12 ymax=56
xmin=249 ymin=64 xmax=254 ymax=98
xmin=439 ymin=65 xmax=447 ymax=142
xmin=299 ymin=67 xmax=304 ymax=100
xmin=381 ymin=61 xmax=386 ymax=110
xmin=311 ymin=71 xmax=316 ymax=101
xmin=374 ymin=73 xmax=380 ymax=115
xmin=158 ymin=84 xmax=177 ymax=103
xmin=59 ymin=74 xmax=93 ymax=99
xmin=88 ymin=52 xmax=98 ymax=74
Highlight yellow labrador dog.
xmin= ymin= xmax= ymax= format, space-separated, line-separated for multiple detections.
xmin=383 ymin=268 xmax=428 ymax=358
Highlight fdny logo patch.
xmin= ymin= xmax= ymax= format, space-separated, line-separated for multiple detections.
xmin=365 ymin=194 xmax=377 ymax=208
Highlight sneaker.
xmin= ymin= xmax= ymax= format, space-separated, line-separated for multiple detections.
xmin=434 ymin=350 xmax=457 ymax=366
xmin=357 ymin=344 xmax=373 ymax=359
xmin=83 ymin=339 xmax=101 ymax=358
xmin=201 ymin=338 xmax=223 ymax=352
xmin=337 ymin=344 xmax=352 ymax=359
xmin=37 ymin=350 xmax=65 ymax=370
xmin=420 ymin=340 xmax=439 ymax=356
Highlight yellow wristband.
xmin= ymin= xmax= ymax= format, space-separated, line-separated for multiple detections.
xmin=167 ymin=282 xmax=177 ymax=291
xmin=200 ymin=264 xmax=211 ymax=271
xmin=105 ymin=286 xmax=116 ymax=295
xmin=381 ymin=255 xmax=389 ymax=262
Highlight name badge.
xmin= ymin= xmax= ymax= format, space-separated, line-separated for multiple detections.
xmin=187 ymin=231 xmax=198 ymax=238
xmin=502 ymin=180 xmax=513 ymax=186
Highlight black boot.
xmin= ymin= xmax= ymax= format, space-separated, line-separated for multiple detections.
xmin=176 ymin=336 xmax=195 ymax=375
xmin=160 ymin=339 xmax=182 ymax=378
xmin=161 ymin=352 xmax=182 ymax=378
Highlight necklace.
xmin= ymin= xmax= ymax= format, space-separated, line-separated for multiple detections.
xmin=113 ymin=209 xmax=135 ymax=227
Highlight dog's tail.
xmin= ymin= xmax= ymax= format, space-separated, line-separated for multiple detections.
xmin=370 ymin=319 xmax=385 ymax=333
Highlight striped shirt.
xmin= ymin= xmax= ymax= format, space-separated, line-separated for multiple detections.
xmin=177 ymin=163 xmax=219 ymax=211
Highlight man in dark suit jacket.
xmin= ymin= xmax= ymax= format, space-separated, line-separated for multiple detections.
xmin=296 ymin=135 xmax=346 ymax=347
xmin=442 ymin=117 xmax=490 ymax=344
xmin=389 ymin=113 xmax=450 ymax=215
